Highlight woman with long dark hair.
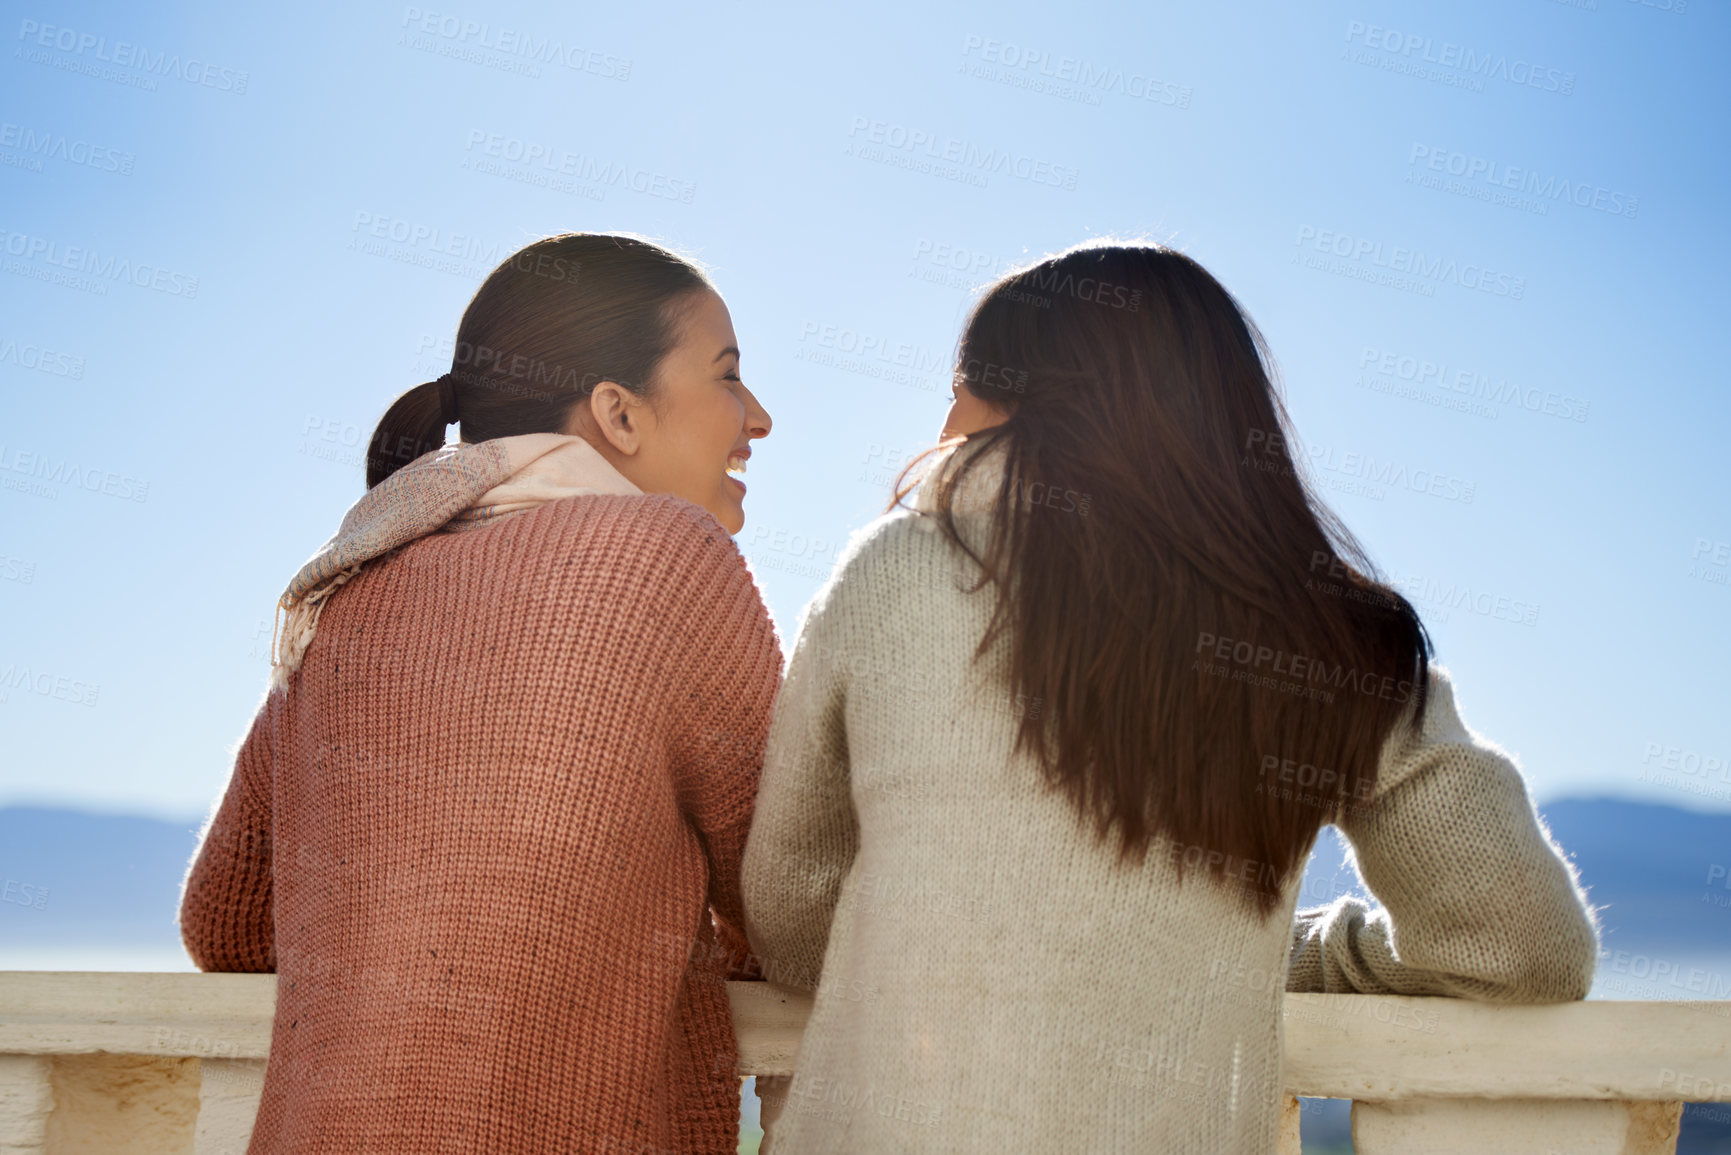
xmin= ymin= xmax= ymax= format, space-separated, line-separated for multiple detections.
xmin=180 ymin=232 xmax=781 ymax=1154
xmin=741 ymin=241 xmax=1598 ymax=1152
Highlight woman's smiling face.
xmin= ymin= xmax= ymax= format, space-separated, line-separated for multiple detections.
xmin=567 ymin=289 xmax=771 ymax=534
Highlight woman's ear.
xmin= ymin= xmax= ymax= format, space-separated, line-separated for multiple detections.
xmin=588 ymin=382 xmax=647 ymax=455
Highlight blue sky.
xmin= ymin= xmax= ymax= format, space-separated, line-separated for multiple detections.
xmin=1 ymin=0 xmax=1726 ymax=820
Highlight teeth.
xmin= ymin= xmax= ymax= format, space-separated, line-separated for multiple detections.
xmin=726 ymin=455 xmax=748 ymax=475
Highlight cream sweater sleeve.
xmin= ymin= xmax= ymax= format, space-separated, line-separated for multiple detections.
xmin=1287 ymin=665 xmax=1600 ymax=1003
xmin=740 ymin=575 xmax=859 ymax=995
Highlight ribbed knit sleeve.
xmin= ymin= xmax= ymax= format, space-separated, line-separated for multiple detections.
xmin=653 ymin=502 xmax=785 ymax=980
xmin=739 ymin=561 xmax=860 ymax=994
xmin=179 ymin=686 xmax=279 ymax=973
xmin=1286 ymin=665 xmax=1600 ymax=1002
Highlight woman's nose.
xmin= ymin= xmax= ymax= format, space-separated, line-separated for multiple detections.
xmin=742 ymin=384 xmax=772 ymax=438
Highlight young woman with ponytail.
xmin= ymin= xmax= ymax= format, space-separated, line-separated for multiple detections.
xmin=179 ymin=233 xmax=780 ymax=1154
xmin=742 ymin=241 xmax=1600 ymax=1152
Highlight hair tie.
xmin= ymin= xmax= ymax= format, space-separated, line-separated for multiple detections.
xmin=436 ymin=372 xmax=459 ymax=425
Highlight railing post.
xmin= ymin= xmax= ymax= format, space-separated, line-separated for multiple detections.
xmin=0 ymin=1055 xmax=53 ymax=1155
xmin=194 ymin=1059 xmax=266 ymax=1155
xmin=1350 ymin=1097 xmax=1684 ymax=1154
xmin=1276 ymin=1094 xmax=1302 ymax=1155
xmin=755 ymin=1073 xmax=791 ymax=1154
xmin=36 ymin=1054 xmax=199 ymax=1153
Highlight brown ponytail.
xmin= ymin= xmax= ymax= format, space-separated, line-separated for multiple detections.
xmin=366 ymin=376 xmax=455 ymax=488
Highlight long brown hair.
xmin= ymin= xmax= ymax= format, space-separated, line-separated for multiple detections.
xmin=366 ymin=233 xmax=713 ymax=488
xmin=896 ymin=242 xmax=1431 ymax=920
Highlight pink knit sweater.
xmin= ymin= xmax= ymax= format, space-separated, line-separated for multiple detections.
xmin=180 ymin=493 xmax=783 ymax=1153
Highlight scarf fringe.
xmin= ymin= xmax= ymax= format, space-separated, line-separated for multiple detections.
xmin=269 ymin=563 xmax=363 ymax=693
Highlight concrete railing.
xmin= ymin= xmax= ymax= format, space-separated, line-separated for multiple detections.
xmin=0 ymin=972 xmax=1726 ymax=1153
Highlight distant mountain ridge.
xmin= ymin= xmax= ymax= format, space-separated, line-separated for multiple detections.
xmin=2 ymin=796 xmax=1727 ymax=961
xmin=1536 ymin=797 xmax=1730 ymax=951
xmin=0 ymin=806 xmax=201 ymax=955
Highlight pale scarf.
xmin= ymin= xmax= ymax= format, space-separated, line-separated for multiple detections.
xmin=268 ymin=433 xmax=640 ymax=692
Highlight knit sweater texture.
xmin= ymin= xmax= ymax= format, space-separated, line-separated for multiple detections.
xmin=740 ymin=436 xmax=1600 ymax=1153
xmin=180 ymin=488 xmax=783 ymax=1154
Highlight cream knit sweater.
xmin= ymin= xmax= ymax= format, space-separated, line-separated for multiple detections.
xmin=740 ymin=436 xmax=1599 ymax=1153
